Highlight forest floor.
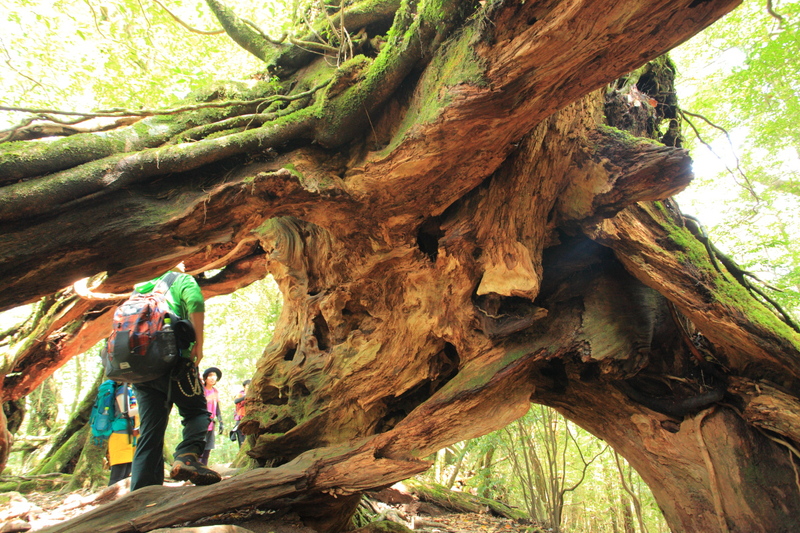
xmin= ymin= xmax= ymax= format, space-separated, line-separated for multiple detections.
xmin=1 ymin=466 xmax=543 ymax=533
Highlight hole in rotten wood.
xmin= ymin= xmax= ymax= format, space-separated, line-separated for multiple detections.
xmin=374 ymin=342 xmax=461 ymax=434
xmin=417 ymin=216 xmax=444 ymax=262
xmin=284 ymin=345 xmax=297 ymax=361
xmin=313 ymin=313 xmax=331 ymax=351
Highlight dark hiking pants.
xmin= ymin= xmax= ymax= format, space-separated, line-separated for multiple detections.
xmin=130 ymin=360 xmax=210 ymax=491
xmin=109 ymin=462 xmax=131 ymax=486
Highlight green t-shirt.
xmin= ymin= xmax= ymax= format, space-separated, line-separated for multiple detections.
xmin=134 ymin=272 xmax=205 ymax=357
xmin=134 ymin=271 xmax=205 ymax=319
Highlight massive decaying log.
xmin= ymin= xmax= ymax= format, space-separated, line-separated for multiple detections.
xmin=0 ymin=0 xmax=732 ymax=307
xmin=6 ymin=0 xmax=800 ymax=531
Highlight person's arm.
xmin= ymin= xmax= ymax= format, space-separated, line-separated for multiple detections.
xmin=190 ymin=311 xmax=204 ymax=365
xmin=216 ymin=401 xmax=224 ymax=434
xmin=178 ymin=273 xmax=205 ymax=365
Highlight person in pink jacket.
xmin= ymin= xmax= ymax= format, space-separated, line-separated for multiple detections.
xmin=200 ymin=367 xmax=223 ymax=465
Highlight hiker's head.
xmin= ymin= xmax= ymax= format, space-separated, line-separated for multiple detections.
xmin=203 ymin=367 xmax=222 ymax=385
xmin=175 ymin=261 xmax=186 ymax=273
xmin=242 ymin=379 xmax=251 ymax=388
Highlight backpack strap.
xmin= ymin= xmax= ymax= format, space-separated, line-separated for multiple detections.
xmin=122 ymin=384 xmax=135 ymax=442
xmin=153 ymin=271 xmax=180 ymax=295
xmin=121 ymin=384 xmax=129 ymax=417
xmin=155 ymin=271 xmax=181 ymax=408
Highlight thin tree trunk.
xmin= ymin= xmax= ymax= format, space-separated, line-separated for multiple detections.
xmin=26 ymin=376 xmax=59 ymax=436
xmin=621 ymin=499 xmax=636 ymax=533
xmin=477 ymin=446 xmax=495 ymax=499
xmin=444 ymin=441 xmax=471 ymax=490
xmin=614 ymin=451 xmax=648 ymax=533
xmin=70 ymin=351 xmax=83 ymax=415
xmin=66 ymin=427 xmax=108 ymax=491
xmin=434 ymin=448 xmax=446 ymax=485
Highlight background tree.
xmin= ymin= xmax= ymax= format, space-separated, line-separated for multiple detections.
xmin=456 ymin=407 xmax=668 ymax=532
xmin=504 ymin=406 xmax=607 ymax=531
xmin=2 ymin=0 xmax=800 ymax=531
xmin=28 ymin=371 xmax=102 ymax=478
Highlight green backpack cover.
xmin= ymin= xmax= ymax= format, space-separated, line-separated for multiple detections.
xmin=89 ymin=380 xmax=117 ymax=444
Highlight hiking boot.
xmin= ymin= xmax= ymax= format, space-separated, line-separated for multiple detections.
xmin=170 ymin=453 xmax=221 ymax=486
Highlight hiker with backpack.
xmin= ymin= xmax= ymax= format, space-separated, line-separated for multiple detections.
xmin=109 ymin=264 xmax=221 ymax=490
xmin=200 ymin=366 xmax=223 ymax=465
xmin=108 ymin=382 xmax=139 ymax=484
xmin=231 ymin=379 xmax=250 ymax=447
xmin=90 ymin=379 xmax=140 ymax=485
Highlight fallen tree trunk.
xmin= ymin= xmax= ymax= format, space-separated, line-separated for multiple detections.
xmin=402 ymin=479 xmax=526 ymax=519
xmin=37 ymin=439 xmax=427 ymax=533
xmin=8 ymin=0 xmax=800 ymax=531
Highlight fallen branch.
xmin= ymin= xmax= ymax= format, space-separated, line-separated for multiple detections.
xmin=402 ymin=479 xmax=526 ymax=520
xmin=150 ymin=0 xmax=226 ymax=35
xmin=37 ymin=439 xmax=428 ymax=533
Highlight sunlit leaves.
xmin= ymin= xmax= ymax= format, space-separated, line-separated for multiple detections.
xmin=0 ymin=0 xmax=290 ymax=127
xmin=673 ymin=0 xmax=800 ymax=315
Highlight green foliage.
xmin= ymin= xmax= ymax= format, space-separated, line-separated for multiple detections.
xmin=675 ymin=0 xmax=799 ymax=178
xmin=672 ymin=0 xmax=800 ymax=317
xmin=0 ymin=0 xmax=293 ymax=127
xmin=203 ymin=276 xmax=282 ymax=388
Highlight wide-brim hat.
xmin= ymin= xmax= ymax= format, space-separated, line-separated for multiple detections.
xmin=203 ymin=367 xmax=222 ymax=381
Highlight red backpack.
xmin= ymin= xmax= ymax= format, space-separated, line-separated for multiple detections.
xmin=102 ymin=272 xmax=180 ymax=383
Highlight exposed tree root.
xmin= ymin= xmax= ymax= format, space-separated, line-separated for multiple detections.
xmin=693 ymin=408 xmax=730 ymax=533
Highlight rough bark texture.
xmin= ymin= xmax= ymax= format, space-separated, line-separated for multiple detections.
xmin=5 ymin=0 xmax=800 ymax=531
xmin=65 ymin=430 xmax=108 ymax=492
xmin=29 ymin=373 xmax=101 ymax=476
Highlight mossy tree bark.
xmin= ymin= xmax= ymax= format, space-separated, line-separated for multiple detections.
xmin=402 ymin=478 xmax=526 ymax=519
xmin=30 ymin=372 xmax=101 ymax=476
xmin=66 ymin=430 xmax=109 ymax=492
xmin=26 ymin=376 xmax=59 ymax=436
xmin=31 ymin=425 xmax=88 ymax=479
xmin=4 ymin=0 xmax=800 ymax=531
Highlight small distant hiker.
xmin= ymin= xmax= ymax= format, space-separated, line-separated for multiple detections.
xmin=201 ymin=367 xmax=224 ymax=465
xmin=232 ymin=379 xmax=250 ymax=447
xmin=129 ymin=264 xmax=221 ymax=490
